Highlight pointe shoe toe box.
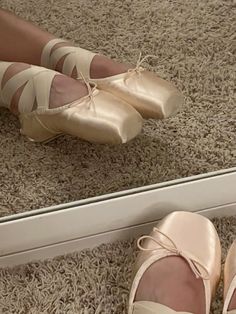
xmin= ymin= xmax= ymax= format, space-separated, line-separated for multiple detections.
xmin=20 ymin=89 xmax=143 ymax=144
xmin=129 ymin=212 xmax=221 ymax=314
xmin=92 ymin=70 xmax=184 ymax=119
xmin=40 ymin=39 xmax=184 ymax=120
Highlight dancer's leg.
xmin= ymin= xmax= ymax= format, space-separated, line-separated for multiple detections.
xmin=0 ymin=9 xmax=55 ymax=65
xmin=1 ymin=62 xmax=87 ymax=114
xmin=0 ymin=9 xmax=89 ymax=114
xmin=0 ymin=8 xmax=128 ymax=79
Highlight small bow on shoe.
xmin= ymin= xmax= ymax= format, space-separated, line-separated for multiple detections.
xmin=137 ymin=227 xmax=210 ymax=280
xmin=77 ymin=71 xmax=96 ymax=114
xmin=126 ymin=52 xmax=159 ymax=78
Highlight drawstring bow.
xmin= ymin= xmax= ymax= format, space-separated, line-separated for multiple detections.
xmin=137 ymin=227 xmax=210 ymax=280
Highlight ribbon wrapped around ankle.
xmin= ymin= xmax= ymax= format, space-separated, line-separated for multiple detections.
xmin=137 ymin=227 xmax=210 ymax=280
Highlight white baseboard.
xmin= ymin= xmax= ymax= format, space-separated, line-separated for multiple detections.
xmin=1 ymin=202 xmax=235 ymax=268
xmin=0 ymin=169 xmax=236 ymax=267
xmin=0 ymin=203 xmax=236 ymax=267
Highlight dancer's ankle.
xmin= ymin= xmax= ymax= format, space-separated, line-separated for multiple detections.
xmin=1 ymin=62 xmax=88 ymax=114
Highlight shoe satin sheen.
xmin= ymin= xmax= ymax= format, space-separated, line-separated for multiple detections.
xmin=20 ymin=88 xmax=143 ymax=144
xmin=92 ymin=70 xmax=184 ymax=119
xmin=41 ymin=39 xmax=184 ymax=119
xmin=128 ymin=211 xmax=221 ymax=314
xmin=223 ymin=241 xmax=236 ymax=313
xmin=0 ymin=61 xmax=142 ymax=144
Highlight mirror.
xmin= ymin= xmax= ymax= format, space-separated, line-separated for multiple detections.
xmin=0 ymin=0 xmax=235 ymax=220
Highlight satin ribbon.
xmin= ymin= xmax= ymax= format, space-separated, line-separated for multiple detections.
xmin=137 ymin=227 xmax=210 ymax=280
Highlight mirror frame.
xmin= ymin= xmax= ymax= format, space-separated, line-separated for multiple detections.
xmin=1 ymin=167 xmax=236 ymax=267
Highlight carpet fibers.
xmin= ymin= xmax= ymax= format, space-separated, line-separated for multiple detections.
xmin=0 ymin=0 xmax=235 ymax=217
xmin=0 ymin=0 xmax=235 ymax=313
xmin=0 ymin=216 xmax=236 ymax=313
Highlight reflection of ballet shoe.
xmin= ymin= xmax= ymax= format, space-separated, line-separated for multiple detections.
xmin=223 ymin=240 xmax=236 ymax=314
xmin=128 ymin=211 xmax=221 ymax=314
xmin=41 ymin=39 xmax=184 ymax=119
xmin=0 ymin=62 xmax=143 ymax=144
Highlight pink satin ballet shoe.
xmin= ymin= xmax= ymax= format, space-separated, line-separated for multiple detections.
xmin=0 ymin=62 xmax=142 ymax=144
xmin=128 ymin=211 xmax=221 ymax=314
xmin=41 ymin=39 xmax=184 ymax=119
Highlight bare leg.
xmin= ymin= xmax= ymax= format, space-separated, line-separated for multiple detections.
xmin=0 ymin=9 xmax=55 ymax=65
xmin=0 ymin=8 xmax=129 ymax=79
xmin=135 ymin=256 xmax=205 ymax=314
xmin=0 ymin=9 xmax=90 ymax=114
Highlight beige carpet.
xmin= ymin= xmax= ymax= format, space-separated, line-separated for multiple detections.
xmin=0 ymin=0 xmax=235 ymax=312
xmin=0 ymin=216 xmax=235 ymax=313
xmin=0 ymin=0 xmax=235 ymax=217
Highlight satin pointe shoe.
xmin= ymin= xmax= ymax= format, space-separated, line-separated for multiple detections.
xmin=223 ymin=240 xmax=236 ymax=314
xmin=41 ymin=39 xmax=184 ymax=119
xmin=0 ymin=62 xmax=143 ymax=144
xmin=128 ymin=211 xmax=221 ymax=314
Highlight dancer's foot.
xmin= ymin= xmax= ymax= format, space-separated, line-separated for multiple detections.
xmin=228 ymin=290 xmax=236 ymax=310
xmin=128 ymin=211 xmax=221 ymax=314
xmin=1 ymin=62 xmax=88 ymax=115
xmin=135 ymin=256 xmax=205 ymax=313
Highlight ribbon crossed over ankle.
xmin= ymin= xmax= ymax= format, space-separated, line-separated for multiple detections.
xmin=137 ymin=227 xmax=210 ymax=280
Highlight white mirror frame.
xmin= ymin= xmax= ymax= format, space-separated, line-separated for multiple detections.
xmin=1 ymin=167 xmax=236 ymax=267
